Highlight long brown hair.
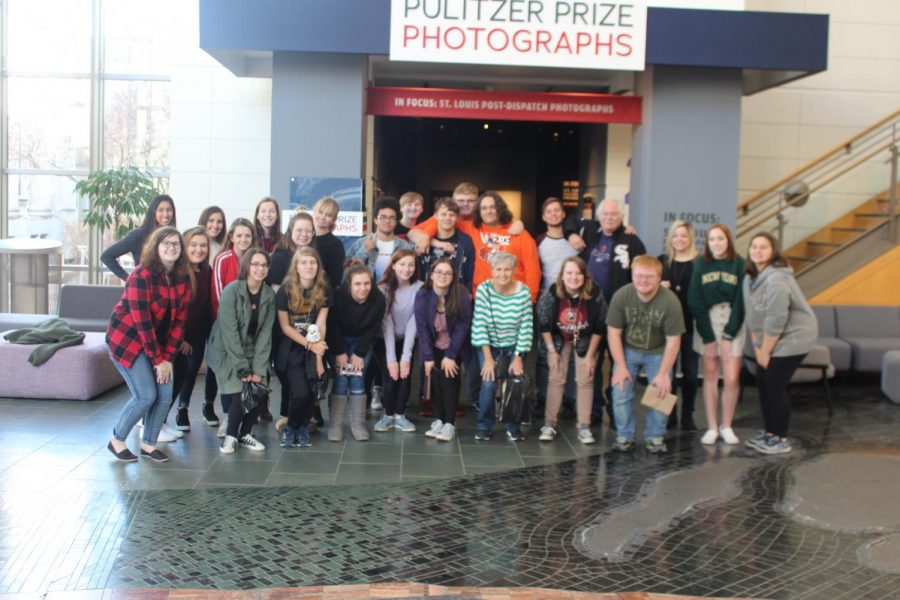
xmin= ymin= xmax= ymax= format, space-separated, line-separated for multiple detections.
xmin=139 ymin=226 xmax=190 ymax=281
xmin=473 ymin=191 xmax=514 ymax=228
xmin=283 ymin=246 xmax=329 ymax=314
xmin=703 ymin=223 xmax=738 ymax=262
xmin=254 ymin=197 xmax=283 ymax=247
xmin=554 ymin=256 xmax=595 ymax=301
xmin=223 ymin=218 xmax=258 ymax=254
xmin=378 ymin=248 xmax=420 ymax=312
xmin=745 ymin=231 xmax=789 ymax=277
xmin=198 ymin=206 xmax=226 ymax=245
xmin=424 ymin=257 xmax=467 ymax=320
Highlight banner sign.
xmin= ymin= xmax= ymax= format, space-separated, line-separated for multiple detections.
xmin=390 ymin=0 xmax=647 ymax=71
xmin=367 ymin=86 xmax=642 ymax=124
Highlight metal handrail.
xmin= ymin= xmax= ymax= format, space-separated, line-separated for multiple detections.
xmin=738 ymin=109 xmax=900 ymax=212
xmin=736 ymin=109 xmax=900 ymax=240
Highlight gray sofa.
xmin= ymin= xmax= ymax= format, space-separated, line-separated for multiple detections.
xmin=810 ymin=305 xmax=853 ymax=371
xmin=0 ymin=285 xmax=121 ymax=333
xmin=832 ymin=305 xmax=900 ymax=372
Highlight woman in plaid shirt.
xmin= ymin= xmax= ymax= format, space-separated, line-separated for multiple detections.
xmin=106 ymin=226 xmax=192 ymax=463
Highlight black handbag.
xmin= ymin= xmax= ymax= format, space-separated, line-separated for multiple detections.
xmin=239 ymin=376 xmax=270 ymax=415
xmin=500 ymin=375 xmax=532 ymax=423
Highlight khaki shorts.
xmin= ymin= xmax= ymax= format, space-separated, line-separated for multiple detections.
xmin=693 ymin=302 xmax=745 ymax=357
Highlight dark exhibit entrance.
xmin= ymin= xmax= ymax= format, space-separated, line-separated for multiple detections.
xmin=373 ymin=116 xmax=588 ymax=232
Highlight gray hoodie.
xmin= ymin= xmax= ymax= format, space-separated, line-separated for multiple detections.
xmin=742 ymin=266 xmax=817 ymax=358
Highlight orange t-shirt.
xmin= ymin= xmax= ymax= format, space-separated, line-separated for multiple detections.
xmin=414 ymin=217 xmax=541 ymax=302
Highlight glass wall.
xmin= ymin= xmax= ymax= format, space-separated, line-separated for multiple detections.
xmin=1 ymin=0 xmax=174 ymax=296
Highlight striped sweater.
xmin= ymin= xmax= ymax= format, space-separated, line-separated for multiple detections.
xmin=471 ymin=280 xmax=533 ymax=354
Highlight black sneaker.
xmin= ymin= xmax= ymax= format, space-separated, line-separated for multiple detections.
xmin=175 ymin=407 xmax=191 ymax=431
xmin=202 ymin=403 xmax=219 ymax=426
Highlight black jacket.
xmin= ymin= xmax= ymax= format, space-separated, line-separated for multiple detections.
xmin=566 ymin=220 xmax=647 ymax=302
xmin=326 ymin=283 xmax=386 ymax=359
xmin=536 ymin=284 xmax=607 ymax=357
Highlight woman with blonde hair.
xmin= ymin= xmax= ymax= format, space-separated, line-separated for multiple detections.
xmin=311 ymin=197 xmax=345 ymax=287
xmin=274 ymin=247 xmax=333 ymax=448
xmin=688 ymin=223 xmax=745 ymax=445
xmin=659 ymin=220 xmax=700 ymax=431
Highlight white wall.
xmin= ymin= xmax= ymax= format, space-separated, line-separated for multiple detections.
xmin=740 ymin=0 xmax=900 ymax=205
xmin=167 ymin=2 xmax=272 ymax=231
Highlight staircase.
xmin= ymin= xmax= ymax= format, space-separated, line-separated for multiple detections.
xmin=736 ymin=109 xmax=900 ymax=297
xmin=782 ymin=190 xmax=898 ymax=272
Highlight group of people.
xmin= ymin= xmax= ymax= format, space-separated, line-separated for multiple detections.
xmin=103 ymin=183 xmax=817 ymax=463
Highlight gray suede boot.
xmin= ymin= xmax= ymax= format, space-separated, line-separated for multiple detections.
xmin=348 ymin=394 xmax=370 ymax=441
xmin=328 ymin=395 xmax=348 ymax=442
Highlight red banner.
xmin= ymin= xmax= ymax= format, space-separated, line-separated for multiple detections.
xmin=366 ymin=87 xmax=641 ymax=124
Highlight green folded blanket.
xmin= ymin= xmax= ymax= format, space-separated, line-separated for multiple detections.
xmin=4 ymin=318 xmax=86 ymax=366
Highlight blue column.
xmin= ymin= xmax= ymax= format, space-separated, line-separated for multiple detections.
xmin=629 ymin=66 xmax=743 ymax=255
xmin=270 ymin=52 xmax=367 ymax=199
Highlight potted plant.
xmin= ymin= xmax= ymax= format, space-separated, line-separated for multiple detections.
xmin=75 ymin=166 xmax=160 ymax=240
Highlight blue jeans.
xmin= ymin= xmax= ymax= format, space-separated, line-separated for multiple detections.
xmin=111 ymin=352 xmax=173 ymax=445
xmin=611 ymin=348 xmax=668 ymax=441
xmin=476 ymin=347 xmax=518 ymax=433
xmin=332 ymin=337 xmax=372 ymax=396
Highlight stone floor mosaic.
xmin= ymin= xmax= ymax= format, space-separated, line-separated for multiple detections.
xmin=0 ymin=382 xmax=898 ymax=599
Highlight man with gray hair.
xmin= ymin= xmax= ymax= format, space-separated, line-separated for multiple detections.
xmin=566 ymin=198 xmax=647 ymax=429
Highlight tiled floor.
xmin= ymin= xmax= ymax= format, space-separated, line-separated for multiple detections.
xmin=0 ymin=382 xmax=617 ymax=491
xmin=0 ymin=379 xmax=899 ymax=599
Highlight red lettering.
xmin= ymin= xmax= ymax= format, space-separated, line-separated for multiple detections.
xmin=487 ymin=28 xmax=509 ymax=51
xmin=554 ymin=31 xmax=572 ymax=54
xmin=444 ymin=26 xmax=465 ymax=50
xmin=535 ymin=29 xmax=552 ymax=53
xmin=422 ymin=25 xmax=440 ymax=48
xmin=616 ymin=33 xmax=633 ymax=57
xmin=403 ymin=25 xmax=420 ymax=47
xmin=512 ymin=29 xmax=532 ymax=53
xmin=594 ymin=33 xmax=614 ymax=56
xmin=576 ymin=32 xmax=591 ymax=53
xmin=470 ymin=26 xmax=485 ymax=50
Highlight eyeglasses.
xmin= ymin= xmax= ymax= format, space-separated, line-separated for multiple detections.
xmin=376 ymin=215 xmax=397 ymax=222
xmin=250 ymin=262 xmax=269 ymax=269
xmin=432 ymin=270 xmax=454 ymax=277
xmin=160 ymin=240 xmax=181 ymax=249
xmin=633 ymin=273 xmax=659 ymax=280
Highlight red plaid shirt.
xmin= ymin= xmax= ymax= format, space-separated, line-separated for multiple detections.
xmin=106 ymin=265 xmax=192 ymax=368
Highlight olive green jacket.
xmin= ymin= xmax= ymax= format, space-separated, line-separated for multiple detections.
xmin=206 ymin=280 xmax=275 ymax=395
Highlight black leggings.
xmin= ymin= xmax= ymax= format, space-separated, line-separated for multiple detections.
xmin=380 ymin=337 xmax=415 ymax=416
xmin=431 ymin=348 xmax=461 ymax=425
xmin=278 ymin=365 xmax=315 ymax=430
xmin=756 ymin=353 xmax=806 ymax=437
xmin=223 ymin=392 xmax=262 ymax=438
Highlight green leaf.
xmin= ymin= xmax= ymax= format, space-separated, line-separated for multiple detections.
xmin=74 ymin=166 xmax=160 ymax=239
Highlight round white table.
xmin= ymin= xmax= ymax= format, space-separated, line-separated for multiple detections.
xmin=0 ymin=238 xmax=63 ymax=313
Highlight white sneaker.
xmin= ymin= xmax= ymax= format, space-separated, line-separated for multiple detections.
xmin=719 ymin=426 xmax=740 ymax=445
xmin=140 ymin=421 xmax=177 ymax=443
xmin=217 ymin=416 xmax=229 ymax=439
xmin=220 ymin=435 xmax=237 ymax=454
xmin=700 ymin=429 xmax=719 ymax=445
xmin=424 ymin=419 xmax=443 ymax=438
xmin=576 ymin=426 xmax=596 ymax=445
xmin=239 ymin=433 xmax=266 ymax=451
xmin=435 ymin=422 xmax=456 ymax=442
xmin=393 ymin=415 xmax=416 ymax=433
xmin=161 ymin=423 xmax=184 ymax=439
xmin=539 ymin=424 xmax=557 ymax=442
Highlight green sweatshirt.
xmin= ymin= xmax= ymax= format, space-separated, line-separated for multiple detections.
xmin=687 ymin=256 xmax=745 ymax=344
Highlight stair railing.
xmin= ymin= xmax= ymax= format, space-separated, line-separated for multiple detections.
xmin=736 ymin=109 xmax=900 ymax=252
